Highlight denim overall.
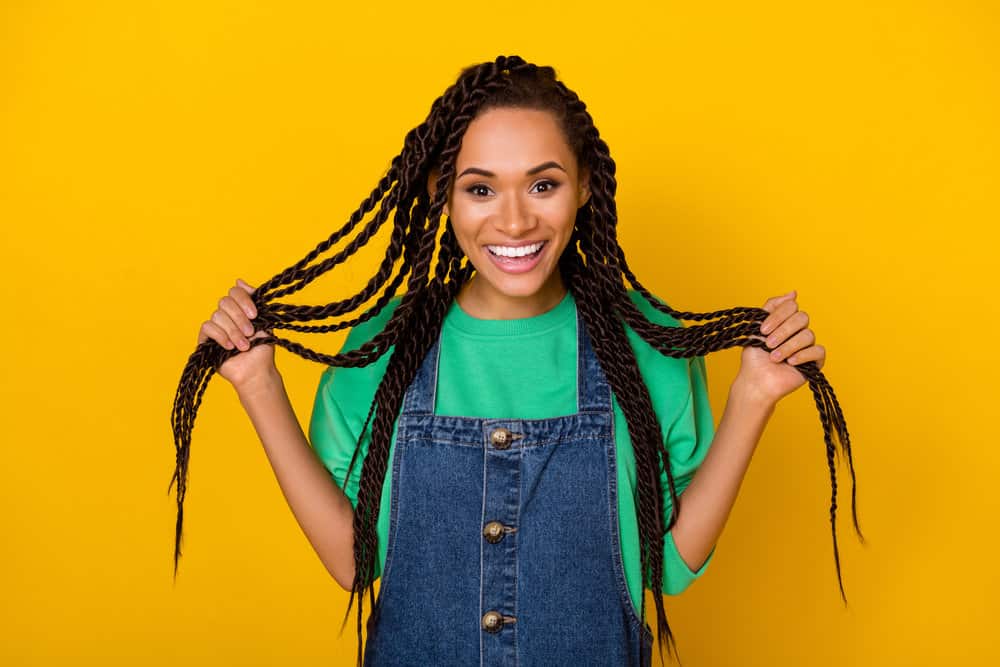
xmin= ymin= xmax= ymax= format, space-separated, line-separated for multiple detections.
xmin=363 ymin=307 xmax=654 ymax=666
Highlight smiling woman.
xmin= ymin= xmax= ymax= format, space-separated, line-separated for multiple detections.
xmin=171 ymin=55 xmax=861 ymax=667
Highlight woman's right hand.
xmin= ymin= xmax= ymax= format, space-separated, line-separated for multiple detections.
xmin=197 ymin=278 xmax=276 ymax=390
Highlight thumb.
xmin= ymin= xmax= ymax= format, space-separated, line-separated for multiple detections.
xmin=236 ymin=278 xmax=256 ymax=294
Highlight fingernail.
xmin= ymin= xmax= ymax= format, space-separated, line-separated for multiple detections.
xmin=760 ymin=322 xmax=772 ymax=335
xmin=237 ymin=339 xmax=249 ymax=350
xmin=771 ymin=349 xmax=782 ymax=360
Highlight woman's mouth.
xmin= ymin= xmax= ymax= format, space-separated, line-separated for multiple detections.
xmin=484 ymin=241 xmax=547 ymax=274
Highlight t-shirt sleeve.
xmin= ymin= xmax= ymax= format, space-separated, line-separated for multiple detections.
xmin=660 ymin=350 xmax=717 ymax=594
xmin=308 ymin=364 xmax=365 ymax=509
xmin=307 ymin=300 xmax=400 ymax=509
xmin=625 ymin=289 xmax=718 ymax=595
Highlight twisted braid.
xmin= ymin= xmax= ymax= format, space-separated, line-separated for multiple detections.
xmin=168 ymin=55 xmax=863 ymax=667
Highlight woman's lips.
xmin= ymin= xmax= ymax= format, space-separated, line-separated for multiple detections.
xmin=484 ymin=241 xmax=547 ymax=274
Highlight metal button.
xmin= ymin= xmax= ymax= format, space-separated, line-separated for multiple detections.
xmin=482 ymin=611 xmax=503 ymax=633
xmin=483 ymin=521 xmax=505 ymax=544
xmin=490 ymin=427 xmax=512 ymax=449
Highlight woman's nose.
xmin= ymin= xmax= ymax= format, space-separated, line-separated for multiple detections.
xmin=494 ymin=193 xmax=538 ymax=236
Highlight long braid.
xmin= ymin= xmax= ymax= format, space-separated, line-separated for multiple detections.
xmin=616 ymin=246 xmax=863 ymax=556
xmin=554 ymin=80 xmax=688 ymax=664
xmin=551 ymin=71 xmax=863 ymax=665
xmin=321 ymin=62 xmax=527 ymax=666
xmin=565 ymin=195 xmax=687 ymax=663
xmin=168 ymin=55 xmax=863 ymax=667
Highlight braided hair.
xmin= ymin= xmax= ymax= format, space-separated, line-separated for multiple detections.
xmin=169 ymin=55 xmax=863 ymax=666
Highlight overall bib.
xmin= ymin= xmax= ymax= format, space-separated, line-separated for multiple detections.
xmin=363 ymin=307 xmax=654 ymax=666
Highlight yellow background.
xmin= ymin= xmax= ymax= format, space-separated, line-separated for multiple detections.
xmin=2 ymin=1 xmax=997 ymax=665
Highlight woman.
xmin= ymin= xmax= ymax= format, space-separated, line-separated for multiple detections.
xmin=173 ymin=55 xmax=860 ymax=667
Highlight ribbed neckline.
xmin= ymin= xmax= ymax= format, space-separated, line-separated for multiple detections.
xmin=444 ymin=290 xmax=576 ymax=337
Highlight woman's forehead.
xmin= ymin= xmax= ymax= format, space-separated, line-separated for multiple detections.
xmin=457 ymin=108 xmax=576 ymax=173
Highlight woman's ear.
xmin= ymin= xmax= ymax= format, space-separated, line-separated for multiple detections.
xmin=427 ymin=167 xmax=449 ymax=217
xmin=578 ymin=167 xmax=592 ymax=208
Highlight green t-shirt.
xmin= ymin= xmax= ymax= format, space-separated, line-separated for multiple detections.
xmin=308 ymin=288 xmax=717 ymax=613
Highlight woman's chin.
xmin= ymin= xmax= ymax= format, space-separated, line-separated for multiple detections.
xmin=474 ymin=267 xmax=562 ymax=300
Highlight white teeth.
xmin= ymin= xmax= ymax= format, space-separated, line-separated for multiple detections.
xmin=486 ymin=242 xmax=544 ymax=258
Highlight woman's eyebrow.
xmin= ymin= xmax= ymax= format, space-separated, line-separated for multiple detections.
xmin=457 ymin=161 xmax=567 ymax=179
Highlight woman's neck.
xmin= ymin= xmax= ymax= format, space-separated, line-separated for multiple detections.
xmin=456 ymin=274 xmax=568 ymax=320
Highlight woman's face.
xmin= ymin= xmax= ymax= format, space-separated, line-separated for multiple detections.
xmin=431 ymin=106 xmax=590 ymax=319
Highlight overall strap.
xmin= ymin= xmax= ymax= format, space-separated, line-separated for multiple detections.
xmin=576 ymin=307 xmax=613 ymax=413
xmin=401 ymin=335 xmax=442 ymax=416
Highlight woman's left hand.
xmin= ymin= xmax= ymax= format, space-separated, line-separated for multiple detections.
xmin=734 ymin=289 xmax=826 ymax=408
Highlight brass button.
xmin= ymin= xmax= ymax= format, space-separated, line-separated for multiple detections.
xmin=482 ymin=611 xmax=503 ymax=633
xmin=490 ymin=427 xmax=512 ymax=449
xmin=483 ymin=521 xmax=505 ymax=544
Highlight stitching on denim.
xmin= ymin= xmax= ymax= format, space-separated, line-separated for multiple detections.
xmin=405 ymin=434 xmax=609 ymax=448
xmin=479 ymin=430 xmax=487 ymax=667
xmin=605 ymin=426 xmax=647 ymax=630
xmin=375 ymin=421 xmax=405 ymax=613
xmin=576 ymin=307 xmax=582 ymax=412
xmin=401 ymin=413 xmax=607 ymax=427
xmin=513 ymin=441 xmax=522 ymax=666
xmin=606 ymin=383 xmax=653 ymax=657
xmin=403 ymin=338 xmax=439 ymax=416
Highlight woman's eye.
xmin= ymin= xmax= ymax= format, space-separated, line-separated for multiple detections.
xmin=533 ymin=180 xmax=559 ymax=194
xmin=467 ymin=184 xmax=491 ymax=197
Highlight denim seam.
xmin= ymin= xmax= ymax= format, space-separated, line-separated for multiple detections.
xmin=605 ymin=412 xmax=648 ymax=635
xmin=575 ymin=310 xmax=581 ymax=412
xmin=605 ymin=402 xmax=646 ymax=633
xmin=479 ymin=432 xmax=487 ymax=667
xmin=513 ymin=444 xmax=522 ymax=667
xmin=399 ymin=411 xmax=608 ymax=427
xmin=404 ymin=434 xmax=609 ymax=449
xmin=376 ymin=420 xmax=404 ymax=611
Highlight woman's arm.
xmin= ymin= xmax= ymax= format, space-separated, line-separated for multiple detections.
xmin=236 ymin=369 xmax=357 ymax=590
xmin=668 ymin=381 xmax=774 ymax=572
xmin=671 ymin=288 xmax=823 ymax=571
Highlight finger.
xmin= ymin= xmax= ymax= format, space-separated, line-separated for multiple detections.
xmin=760 ymin=297 xmax=800 ymax=335
xmin=788 ymin=343 xmax=825 ymax=368
xmin=236 ymin=278 xmax=256 ymax=295
xmin=229 ymin=283 xmax=257 ymax=319
xmin=763 ymin=309 xmax=809 ymax=349
xmin=212 ymin=309 xmax=250 ymax=351
xmin=199 ymin=320 xmax=235 ymax=350
xmin=769 ymin=327 xmax=815 ymax=362
xmin=219 ymin=295 xmax=255 ymax=338
xmin=761 ymin=289 xmax=797 ymax=313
